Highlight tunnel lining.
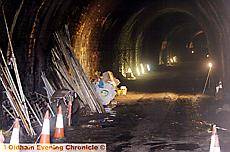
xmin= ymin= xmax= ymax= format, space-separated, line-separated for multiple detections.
xmin=116 ymin=8 xmax=213 ymax=77
xmin=1 ymin=0 xmax=228 ymax=93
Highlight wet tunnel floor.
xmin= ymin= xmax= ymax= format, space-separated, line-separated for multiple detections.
xmin=64 ymin=93 xmax=230 ymax=152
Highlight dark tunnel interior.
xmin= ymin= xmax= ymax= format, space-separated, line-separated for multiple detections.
xmin=2 ymin=1 xmax=230 ymax=150
xmin=0 ymin=0 xmax=230 ymax=95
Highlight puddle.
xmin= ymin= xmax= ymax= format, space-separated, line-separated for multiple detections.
xmin=100 ymin=118 xmax=116 ymax=128
xmin=88 ymin=120 xmax=98 ymax=124
xmin=172 ymin=143 xmax=200 ymax=150
xmin=110 ymin=114 xmax=116 ymax=117
xmin=114 ymin=132 xmax=134 ymax=142
xmin=150 ymin=143 xmax=200 ymax=151
xmin=144 ymin=141 xmax=168 ymax=146
xmin=101 ymin=123 xmax=116 ymax=128
xmin=81 ymin=124 xmax=100 ymax=128
xmin=113 ymin=143 xmax=131 ymax=152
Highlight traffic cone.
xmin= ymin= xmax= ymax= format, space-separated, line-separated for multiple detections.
xmin=10 ymin=118 xmax=20 ymax=144
xmin=209 ymin=125 xmax=221 ymax=152
xmin=0 ymin=130 xmax=4 ymax=152
xmin=0 ymin=130 xmax=5 ymax=143
xmin=53 ymin=105 xmax=64 ymax=139
xmin=40 ymin=110 xmax=50 ymax=144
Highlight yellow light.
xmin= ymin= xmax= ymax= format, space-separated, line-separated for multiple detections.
xmin=170 ymin=58 xmax=174 ymax=63
xmin=146 ymin=64 xmax=151 ymax=71
xmin=173 ymin=56 xmax=177 ymax=63
xmin=140 ymin=63 xmax=145 ymax=74
xmin=136 ymin=67 xmax=141 ymax=76
xmin=206 ymin=54 xmax=209 ymax=58
xmin=192 ymin=51 xmax=194 ymax=54
xmin=208 ymin=62 xmax=213 ymax=68
xmin=127 ymin=67 xmax=132 ymax=73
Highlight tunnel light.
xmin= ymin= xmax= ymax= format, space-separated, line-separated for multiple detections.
xmin=203 ymin=62 xmax=213 ymax=94
xmin=126 ymin=67 xmax=135 ymax=79
xmin=136 ymin=67 xmax=141 ymax=76
xmin=208 ymin=62 xmax=213 ymax=68
xmin=146 ymin=64 xmax=151 ymax=71
xmin=173 ymin=56 xmax=177 ymax=63
xmin=140 ymin=63 xmax=145 ymax=74
xmin=127 ymin=67 xmax=132 ymax=73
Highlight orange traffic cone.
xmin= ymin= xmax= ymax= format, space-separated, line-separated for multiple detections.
xmin=209 ymin=125 xmax=221 ymax=152
xmin=10 ymin=118 xmax=20 ymax=144
xmin=40 ymin=110 xmax=50 ymax=144
xmin=0 ymin=130 xmax=5 ymax=143
xmin=0 ymin=130 xmax=4 ymax=152
xmin=54 ymin=105 xmax=64 ymax=139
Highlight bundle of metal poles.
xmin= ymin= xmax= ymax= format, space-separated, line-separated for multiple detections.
xmin=49 ymin=29 xmax=104 ymax=113
xmin=0 ymin=7 xmax=41 ymax=136
xmin=0 ymin=49 xmax=42 ymax=136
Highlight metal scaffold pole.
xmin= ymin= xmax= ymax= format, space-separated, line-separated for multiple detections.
xmin=0 ymin=69 xmax=3 ymax=131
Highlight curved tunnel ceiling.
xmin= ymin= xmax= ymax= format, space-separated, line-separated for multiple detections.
xmin=141 ymin=12 xmax=206 ymax=64
xmin=108 ymin=4 xmax=217 ymax=76
xmin=1 ymin=0 xmax=230 ymax=92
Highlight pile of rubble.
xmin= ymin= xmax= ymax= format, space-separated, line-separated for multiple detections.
xmin=93 ymin=71 xmax=128 ymax=114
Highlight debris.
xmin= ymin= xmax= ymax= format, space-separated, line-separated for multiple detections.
xmin=81 ymin=124 xmax=99 ymax=129
xmin=216 ymin=104 xmax=230 ymax=113
xmin=110 ymin=114 xmax=116 ymax=117
xmin=96 ymin=82 xmax=116 ymax=106
xmin=102 ymin=71 xmax=120 ymax=87
xmin=106 ymin=119 xmax=114 ymax=123
xmin=94 ymin=71 xmax=120 ymax=106
xmin=104 ymin=107 xmax=112 ymax=113
xmin=88 ymin=120 xmax=98 ymax=124
xmin=104 ymin=107 xmax=117 ymax=115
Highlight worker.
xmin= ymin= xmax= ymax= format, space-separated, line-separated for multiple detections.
xmin=215 ymin=81 xmax=223 ymax=99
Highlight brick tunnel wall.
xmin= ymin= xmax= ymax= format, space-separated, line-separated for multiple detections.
xmin=72 ymin=1 xmax=105 ymax=79
xmin=1 ymin=0 xmax=230 ymax=96
xmin=71 ymin=0 xmax=117 ymax=79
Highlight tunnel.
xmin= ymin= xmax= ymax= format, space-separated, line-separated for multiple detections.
xmin=0 ymin=0 xmax=229 ymax=95
xmin=1 ymin=0 xmax=230 ymax=150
